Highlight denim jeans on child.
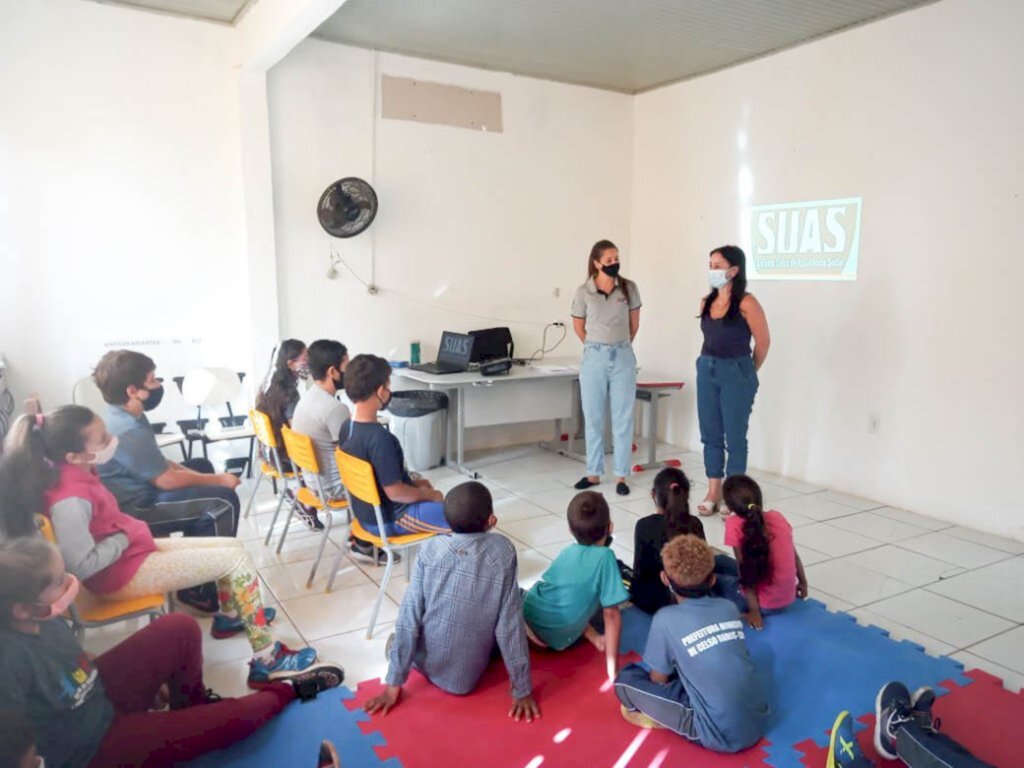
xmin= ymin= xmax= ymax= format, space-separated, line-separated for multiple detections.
xmin=615 ymin=663 xmax=700 ymax=740
xmin=580 ymin=341 xmax=637 ymax=478
xmin=696 ymin=355 xmax=758 ymax=479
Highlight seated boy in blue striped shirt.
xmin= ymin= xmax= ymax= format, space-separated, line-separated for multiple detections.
xmin=364 ymin=482 xmax=540 ymax=722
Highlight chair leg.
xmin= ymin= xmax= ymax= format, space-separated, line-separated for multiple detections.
xmin=276 ymin=495 xmax=300 ymax=554
xmin=306 ymin=512 xmax=333 ymax=588
xmin=243 ymin=470 xmax=264 ymax=518
xmin=367 ymin=548 xmax=395 ymax=640
xmin=264 ymin=492 xmax=291 ymax=547
xmin=179 ymin=442 xmax=188 ymax=461
xmin=405 ymin=546 xmax=412 ymax=581
xmin=246 ymin=437 xmax=256 ymax=479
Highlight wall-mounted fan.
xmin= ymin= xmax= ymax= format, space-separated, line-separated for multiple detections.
xmin=317 ymin=177 xmax=378 ymax=238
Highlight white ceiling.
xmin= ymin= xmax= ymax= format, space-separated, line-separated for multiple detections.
xmin=88 ymin=0 xmax=251 ymax=23
xmin=315 ymin=0 xmax=936 ymax=94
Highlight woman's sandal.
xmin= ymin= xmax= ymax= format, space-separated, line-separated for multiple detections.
xmin=697 ymin=498 xmax=720 ymax=517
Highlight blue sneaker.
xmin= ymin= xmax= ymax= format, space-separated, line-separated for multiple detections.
xmin=211 ymin=607 xmax=277 ymax=639
xmin=247 ymin=642 xmax=318 ymax=688
xmin=875 ymin=681 xmax=913 ymax=760
xmin=827 ymin=711 xmax=874 ymax=768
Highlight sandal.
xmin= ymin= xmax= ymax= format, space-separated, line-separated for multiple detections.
xmin=697 ymin=498 xmax=720 ymax=517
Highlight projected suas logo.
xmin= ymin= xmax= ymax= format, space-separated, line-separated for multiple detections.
xmin=746 ymin=197 xmax=862 ymax=281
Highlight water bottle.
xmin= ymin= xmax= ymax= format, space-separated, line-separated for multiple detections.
xmin=410 ymin=341 xmax=421 ymax=365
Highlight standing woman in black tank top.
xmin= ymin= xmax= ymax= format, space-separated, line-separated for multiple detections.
xmin=695 ymin=246 xmax=771 ymax=516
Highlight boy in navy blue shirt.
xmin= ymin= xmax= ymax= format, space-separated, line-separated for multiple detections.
xmin=614 ymin=535 xmax=769 ymax=753
xmin=339 ymin=355 xmax=451 ymax=545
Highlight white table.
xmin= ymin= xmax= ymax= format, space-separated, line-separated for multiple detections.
xmin=391 ymin=357 xmax=580 ymax=475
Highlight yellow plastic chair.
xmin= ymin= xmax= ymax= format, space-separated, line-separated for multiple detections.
xmin=329 ymin=449 xmax=438 ymax=639
xmin=246 ymin=409 xmax=298 ymax=520
xmin=278 ymin=426 xmax=350 ymax=587
xmin=37 ymin=516 xmax=165 ymax=642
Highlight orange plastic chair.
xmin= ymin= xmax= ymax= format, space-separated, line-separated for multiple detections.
xmin=329 ymin=449 xmax=437 ymax=638
xmin=245 ymin=409 xmax=298 ymax=520
xmin=278 ymin=426 xmax=350 ymax=587
xmin=37 ymin=516 xmax=164 ymax=641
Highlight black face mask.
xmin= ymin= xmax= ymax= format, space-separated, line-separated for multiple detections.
xmin=667 ymin=579 xmax=712 ymax=599
xmin=377 ymin=391 xmax=392 ymax=411
xmin=331 ymin=372 xmax=344 ymax=391
xmin=600 ymin=263 xmax=621 ymax=278
xmin=142 ymin=384 xmax=164 ymax=411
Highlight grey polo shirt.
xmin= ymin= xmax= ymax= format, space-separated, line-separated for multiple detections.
xmin=290 ymin=384 xmax=350 ymax=499
xmin=570 ymin=277 xmax=642 ymax=344
xmin=97 ymin=405 xmax=167 ymax=511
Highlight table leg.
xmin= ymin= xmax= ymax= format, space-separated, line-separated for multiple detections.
xmin=647 ymin=393 xmax=659 ymax=467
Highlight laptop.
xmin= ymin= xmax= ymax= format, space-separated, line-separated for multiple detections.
xmin=410 ymin=331 xmax=475 ymax=375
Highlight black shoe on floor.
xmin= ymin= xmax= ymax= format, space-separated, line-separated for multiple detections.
xmin=283 ymin=663 xmax=346 ymax=701
xmin=177 ymin=582 xmax=220 ymax=614
xmin=350 ymin=538 xmax=400 ymax=565
xmin=616 ymin=481 xmax=630 ymax=496
xmin=574 ymin=477 xmax=600 ymax=490
xmin=296 ymin=504 xmax=325 ymax=531
xmin=318 ymin=741 xmax=341 ymax=768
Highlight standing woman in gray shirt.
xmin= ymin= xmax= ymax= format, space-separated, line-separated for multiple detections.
xmin=570 ymin=240 xmax=642 ymax=496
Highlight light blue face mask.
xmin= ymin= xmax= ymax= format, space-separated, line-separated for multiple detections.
xmin=709 ymin=269 xmax=731 ymax=289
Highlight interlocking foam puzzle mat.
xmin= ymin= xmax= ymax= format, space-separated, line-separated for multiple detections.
xmin=190 ymin=600 xmax=1018 ymax=768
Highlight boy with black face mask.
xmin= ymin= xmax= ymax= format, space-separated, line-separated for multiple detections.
xmin=615 ymin=535 xmax=769 ymax=754
xmin=289 ymin=339 xmax=350 ymax=531
xmin=93 ymin=350 xmax=240 ymax=612
xmin=338 ymin=354 xmax=450 ymax=553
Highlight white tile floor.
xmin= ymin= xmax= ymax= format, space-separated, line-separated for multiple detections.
xmin=81 ymin=443 xmax=1024 ymax=698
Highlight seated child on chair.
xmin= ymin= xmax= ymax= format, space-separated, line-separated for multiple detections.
xmin=718 ymin=475 xmax=808 ymax=629
xmin=615 ymin=535 xmax=769 ymax=753
xmin=364 ymin=482 xmax=539 ymax=722
xmin=523 ymin=491 xmax=629 ymax=683
xmin=339 ymin=354 xmax=451 ymax=544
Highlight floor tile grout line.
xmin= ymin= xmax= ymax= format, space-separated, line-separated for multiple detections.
xmin=917 ymin=584 xmax=1024 ymax=625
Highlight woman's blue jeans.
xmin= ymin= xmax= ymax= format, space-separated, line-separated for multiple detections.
xmin=580 ymin=341 xmax=637 ymax=478
xmin=696 ymin=355 xmax=758 ymax=479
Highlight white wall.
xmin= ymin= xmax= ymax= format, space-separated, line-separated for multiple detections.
xmin=267 ymin=39 xmax=633 ymax=447
xmin=0 ymin=0 xmax=251 ymax=417
xmin=630 ymin=0 xmax=1024 ymax=537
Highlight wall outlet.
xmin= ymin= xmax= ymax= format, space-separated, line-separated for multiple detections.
xmin=868 ymin=413 xmax=881 ymax=435
xmin=553 ymin=286 xmax=560 ymax=298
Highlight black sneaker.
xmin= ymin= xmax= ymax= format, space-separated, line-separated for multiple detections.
xmin=177 ymin=582 xmax=220 ymax=614
xmin=910 ymin=686 xmax=939 ymax=732
xmin=202 ymin=688 xmax=223 ymax=704
xmin=350 ymin=538 xmax=399 ymax=565
xmin=296 ymin=504 xmax=325 ymax=531
xmin=616 ymin=481 xmax=630 ymax=496
xmin=874 ymin=681 xmax=913 ymax=760
xmin=318 ymin=741 xmax=340 ymax=768
xmin=287 ymin=663 xmax=345 ymax=701
xmin=574 ymin=477 xmax=600 ymax=490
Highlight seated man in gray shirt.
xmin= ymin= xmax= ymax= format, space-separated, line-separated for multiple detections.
xmin=93 ymin=350 xmax=241 ymax=612
xmin=289 ymin=339 xmax=349 ymax=531
xmin=363 ymin=482 xmax=539 ymax=722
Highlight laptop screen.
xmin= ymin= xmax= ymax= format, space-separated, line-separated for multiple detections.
xmin=437 ymin=332 xmax=474 ymax=366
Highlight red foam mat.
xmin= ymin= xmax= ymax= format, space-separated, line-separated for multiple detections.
xmin=347 ymin=643 xmax=773 ymax=767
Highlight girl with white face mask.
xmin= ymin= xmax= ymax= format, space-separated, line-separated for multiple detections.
xmin=0 ymin=406 xmax=340 ymax=690
xmin=695 ymin=246 xmax=771 ymax=516
xmin=0 ymin=538 xmax=342 ymax=768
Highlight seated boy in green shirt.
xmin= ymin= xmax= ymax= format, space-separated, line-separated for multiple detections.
xmin=522 ymin=491 xmax=628 ymax=682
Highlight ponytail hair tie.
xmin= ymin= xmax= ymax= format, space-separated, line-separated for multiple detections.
xmin=747 ymin=503 xmax=758 ymax=511
xmin=669 ymin=482 xmax=680 ymax=491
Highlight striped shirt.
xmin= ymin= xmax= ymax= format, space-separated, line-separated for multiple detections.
xmin=385 ymin=532 xmax=532 ymax=699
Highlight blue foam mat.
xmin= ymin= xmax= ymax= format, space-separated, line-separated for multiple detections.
xmin=186 ymin=686 xmax=399 ymax=768
xmin=619 ymin=600 xmax=971 ymax=768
